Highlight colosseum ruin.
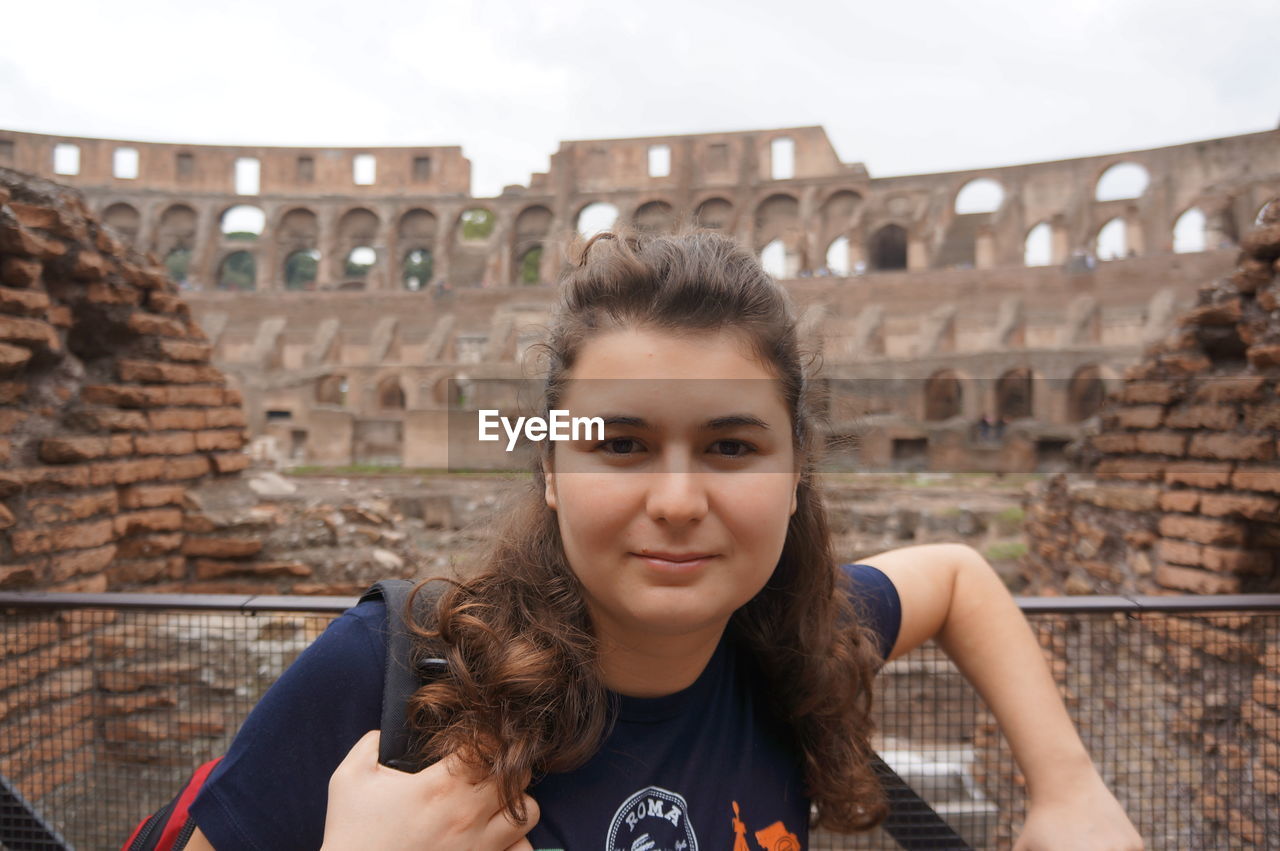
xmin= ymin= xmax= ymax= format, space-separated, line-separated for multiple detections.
xmin=3 ymin=124 xmax=1277 ymax=471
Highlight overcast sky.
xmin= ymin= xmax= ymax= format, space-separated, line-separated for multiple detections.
xmin=2 ymin=0 xmax=1275 ymax=198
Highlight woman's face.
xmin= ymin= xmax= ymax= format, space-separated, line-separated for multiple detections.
xmin=544 ymin=326 xmax=801 ymax=648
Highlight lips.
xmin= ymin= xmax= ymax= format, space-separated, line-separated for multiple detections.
xmin=635 ymin=550 xmax=718 ymax=562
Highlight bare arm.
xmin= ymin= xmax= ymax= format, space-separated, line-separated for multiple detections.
xmin=859 ymin=543 xmax=1142 ymax=851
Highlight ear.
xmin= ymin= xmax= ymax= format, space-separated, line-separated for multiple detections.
xmin=543 ymin=458 xmax=558 ymax=511
xmin=789 ymin=471 xmax=801 ymax=516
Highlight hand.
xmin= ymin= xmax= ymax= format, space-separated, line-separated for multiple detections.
xmin=321 ymin=730 xmax=539 ymax=851
xmin=1014 ymin=770 xmax=1143 ymax=851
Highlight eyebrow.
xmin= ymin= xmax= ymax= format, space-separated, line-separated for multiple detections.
xmin=597 ymin=414 xmax=771 ymax=430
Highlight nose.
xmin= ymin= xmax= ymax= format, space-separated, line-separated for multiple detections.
xmin=644 ymin=468 xmax=709 ymax=527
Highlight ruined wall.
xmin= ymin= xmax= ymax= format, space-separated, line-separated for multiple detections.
xmin=1017 ymin=201 xmax=1280 ymax=847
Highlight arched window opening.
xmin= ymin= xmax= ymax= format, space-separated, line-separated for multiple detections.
xmin=518 ymin=245 xmax=543 ymax=285
xmin=693 ymin=198 xmax=732 ymax=231
xmin=648 ymin=145 xmax=671 ymax=178
xmin=577 ymin=202 xmax=619 ymax=237
xmin=53 ymin=143 xmax=80 ymax=176
xmin=316 ymin=375 xmax=347 ymax=406
xmin=165 ymin=249 xmax=192 ymax=286
xmin=284 ymin=249 xmax=321 ymax=290
xmin=1067 ymin=366 xmax=1106 ymax=422
xmin=221 ymin=205 xmax=265 ymax=241
xmin=825 ymin=236 xmax=850 ymax=276
xmin=217 ymin=251 xmax=256 ymax=291
xmin=1024 ymin=222 xmax=1052 ymax=267
xmin=458 ymin=208 xmax=495 ymax=242
xmin=995 ymin=368 xmax=1033 ymax=421
xmin=1095 ymin=162 xmax=1150 ymax=202
xmin=113 ymin=147 xmax=139 ymax=180
xmin=377 ymin=378 xmax=406 ymax=410
xmin=345 ymin=246 xmax=376 ymax=279
xmin=102 ymin=202 xmax=141 ymax=246
xmin=1096 ymin=218 xmax=1127 ymax=261
xmin=760 ymin=239 xmax=787 ymax=278
xmin=770 ymin=137 xmax=795 ymax=180
xmin=634 ymin=201 xmax=676 ymax=234
xmin=924 ymin=370 xmax=963 ymax=421
xmin=869 ymin=224 xmax=908 ymax=271
xmin=954 ymin=178 xmax=1005 ymax=214
xmin=403 ymin=249 xmax=433 ymax=291
xmin=235 ymin=157 xmax=261 ymax=195
xmin=1173 ymin=208 xmax=1206 ymax=254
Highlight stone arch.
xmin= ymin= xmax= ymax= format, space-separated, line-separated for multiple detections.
xmin=1095 ymin=162 xmax=1150 ymax=202
xmin=316 ymin=374 xmax=347 ymax=406
xmin=512 ymin=204 xmax=552 ymax=285
xmin=220 ymin=204 xmax=265 ymax=241
xmin=1173 ymin=207 xmax=1207 ymax=254
xmin=451 ymin=206 xmax=497 ymax=288
xmin=337 ymin=207 xmax=381 ymax=286
xmin=633 ymin=200 xmax=676 ymax=234
xmin=402 ymin=248 xmax=433 ymax=291
xmin=1067 ymin=365 xmax=1106 ymax=422
xmin=399 ymin=208 xmax=438 ymax=290
xmin=753 ymin=193 xmax=800 ymax=247
xmin=1096 ymin=217 xmax=1128 ymax=261
xmin=693 ymin=197 xmax=733 ymax=231
xmin=284 ymin=249 xmax=321 ymax=291
xmin=576 ymin=202 xmax=618 ymax=236
xmin=1025 ymin=222 xmax=1052 ymax=267
xmin=824 ymin=236 xmax=850 ymax=276
xmin=217 ymin=250 xmax=256 ymax=291
xmin=818 ymin=190 xmax=862 ymax=273
xmin=155 ymin=203 xmax=198 ymax=257
xmin=455 ymin=207 xmax=496 ymax=243
xmin=995 ymin=367 xmax=1034 ymax=421
xmin=376 ymin=375 xmax=406 ymax=410
xmin=954 ymin=178 xmax=1005 ymax=214
xmin=278 ymin=207 xmax=320 ymax=249
xmin=924 ymin=369 xmax=964 ymax=421
xmin=760 ymin=239 xmax=788 ymax=278
xmin=868 ymin=223 xmax=908 ymax=271
xmin=102 ymin=202 xmax=141 ymax=246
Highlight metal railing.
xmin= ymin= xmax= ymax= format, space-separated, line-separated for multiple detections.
xmin=1 ymin=591 xmax=1277 ymax=851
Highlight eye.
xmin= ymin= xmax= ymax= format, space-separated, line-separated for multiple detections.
xmin=710 ymin=439 xmax=756 ymax=458
xmin=596 ymin=437 xmax=644 ymax=456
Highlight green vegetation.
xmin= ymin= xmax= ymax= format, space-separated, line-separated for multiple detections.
xmin=218 ymin=251 xmax=255 ymax=291
xmin=164 ymin=248 xmax=192 ymax=284
xmin=403 ymin=249 xmax=433 ymax=290
xmin=983 ymin=540 xmax=1028 ymax=562
xmin=285 ymin=250 xmax=319 ymax=290
xmin=996 ymin=506 xmax=1025 ymax=525
xmin=226 ymin=231 xmax=258 ymax=241
xmin=519 ymin=245 xmax=543 ymax=284
xmin=460 ymin=208 xmax=496 ymax=241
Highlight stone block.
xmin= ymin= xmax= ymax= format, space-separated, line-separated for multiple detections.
xmin=0 ymin=257 xmax=41 ymax=288
xmin=113 ymin=508 xmax=184 ymax=536
xmin=182 ymin=537 xmax=263 ymax=558
xmin=127 ymin=312 xmax=188 ymax=338
xmin=39 ymin=435 xmax=132 ymax=463
xmin=157 ymin=339 xmax=212 ymax=362
xmin=1198 ymin=492 xmax=1280 ymax=520
xmin=49 ymin=544 xmax=117 ymax=582
xmin=146 ymin=408 xmax=206 ymax=431
xmin=9 ymin=518 xmax=115 ymax=556
xmin=1134 ymin=431 xmax=1187 ymax=457
xmin=0 ymin=286 xmax=50 ymax=317
xmin=211 ymin=452 xmax=250 ymax=474
xmin=1165 ymin=405 xmax=1239 ymax=430
xmin=1120 ymin=381 xmax=1182 ymax=405
xmin=1164 ymin=461 xmax=1234 ymax=489
xmin=1113 ymin=405 xmax=1165 ymax=429
xmin=163 ymin=454 xmax=212 ymax=480
xmin=134 ymin=432 xmax=197 ymax=456
xmin=87 ymin=457 xmax=167 ymax=486
xmin=118 ymin=484 xmax=187 ymax=510
xmin=1188 ymin=432 xmax=1274 ymax=461
xmin=195 ymin=429 xmax=244 ymax=451
xmin=1158 ymin=489 xmax=1201 ymax=512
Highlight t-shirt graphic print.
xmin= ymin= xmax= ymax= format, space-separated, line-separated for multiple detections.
xmin=607 ymin=786 xmax=697 ymax=850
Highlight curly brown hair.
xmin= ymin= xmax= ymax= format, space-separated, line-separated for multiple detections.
xmin=404 ymin=228 xmax=887 ymax=832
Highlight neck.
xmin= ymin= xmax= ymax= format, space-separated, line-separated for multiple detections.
xmin=594 ymin=620 xmax=728 ymax=698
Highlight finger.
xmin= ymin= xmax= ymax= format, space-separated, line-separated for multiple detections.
xmin=483 ymin=796 xmax=540 ymax=847
xmin=503 ymin=840 xmax=533 ymax=851
xmin=343 ymin=729 xmax=381 ymax=765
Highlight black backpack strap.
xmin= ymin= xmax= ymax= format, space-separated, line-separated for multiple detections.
xmin=872 ymin=754 xmax=972 ymax=850
xmin=358 ymin=579 xmax=451 ymax=772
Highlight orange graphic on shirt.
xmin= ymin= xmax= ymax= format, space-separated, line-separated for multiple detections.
xmin=730 ymin=801 xmax=801 ymax=851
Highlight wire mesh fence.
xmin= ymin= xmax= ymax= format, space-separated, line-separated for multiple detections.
xmin=1 ymin=593 xmax=1277 ymax=850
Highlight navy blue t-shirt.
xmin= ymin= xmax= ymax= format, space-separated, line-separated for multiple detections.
xmin=190 ymin=564 xmax=901 ymax=850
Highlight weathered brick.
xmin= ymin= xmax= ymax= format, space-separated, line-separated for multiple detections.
xmin=71 ymin=407 xmax=148 ymax=431
xmin=1158 ymin=515 xmax=1247 ymax=547
xmin=1198 ymin=492 xmax=1280 ymax=520
xmin=146 ymin=291 xmax=189 ymax=316
xmin=85 ymin=280 xmax=141 ymax=305
xmin=70 ymin=250 xmax=109 ymax=281
xmin=27 ymin=491 xmax=119 ymax=524
xmin=1134 ymin=431 xmax=1187 ymax=457
xmin=115 ymin=533 xmax=183 ymax=559
xmin=1158 ymin=489 xmax=1201 ymax=513
xmin=1155 ymin=563 xmax=1240 ymax=594
xmin=0 ymin=286 xmax=50 ymax=316
xmin=0 ymin=257 xmax=41 ymax=288
xmin=97 ymin=662 xmax=201 ymax=693
xmin=1089 ymin=433 xmax=1136 ymax=454
xmin=113 ymin=508 xmax=183 ymax=535
xmin=1095 ymin=457 xmax=1162 ymax=482
xmin=204 ymin=407 xmax=247 ymax=428
xmin=134 ymin=431 xmax=197 ymax=456
xmin=1243 ymin=401 xmax=1280 ymax=431
xmin=0 ymin=637 xmax=91 ymax=692
xmin=46 ymin=304 xmax=71 ymax=328
xmin=211 ymin=452 xmax=251 ymax=474
xmin=17 ymin=464 xmax=94 ymax=489
xmin=1079 ymin=485 xmax=1161 ymax=512
xmin=10 ymin=518 xmax=115 ymax=556
xmin=127 ymin=312 xmax=188 ymax=338
xmin=1159 ymin=351 xmax=1212 ymax=374
xmin=0 ymin=315 xmax=59 ymax=351
xmin=0 ymin=563 xmax=40 ymax=589
xmin=163 ymin=386 xmax=225 ymax=407
xmin=0 ymin=409 xmax=29 ymax=432
xmin=146 ymin=409 xmax=205 ymax=431
xmin=1164 ymin=461 xmax=1234 ymax=489
xmin=182 ymin=537 xmax=263 ymax=558
xmin=223 ymin=387 xmax=244 ymax=406
xmin=1113 ymin=405 xmax=1165 ymax=429
xmin=8 ymin=202 xmax=62 ymax=232
xmin=1248 ymin=344 xmax=1280 ymax=370
xmin=103 ymin=711 xmax=226 ymax=743
xmin=118 ymin=483 xmax=187 ymax=510
xmin=1188 ymin=432 xmax=1274 ymax=461
xmin=103 ymin=689 xmax=179 ymax=716
xmin=1201 ymin=547 xmax=1273 ymax=576
xmin=1156 ymin=538 xmax=1202 ymax=567
xmin=81 ymin=384 xmax=166 ymax=408
xmin=117 ymin=359 xmax=224 ymax=385
xmin=0 ymin=221 xmax=65 ymax=258
xmin=164 ymin=454 xmax=212 ymax=480
xmin=49 ymin=544 xmax=117 ymax=582
xmin=195 ymin=429 xmax=244 ymax=451
xmin=87 ymin=457 xmax=167 ymax=486
xmin=1120 ymin=380 xmax=1182 ymax=405
xmin=1164 ymin=404 xmax=1239 ymax=430
xmin=0 ymin=342 xmax=30 ymax=373
xmin=39 ymin=435 xmax=132 ymax=463
xmin=0 ymin=381 xmax=26 ymax=404
xmin=0 ymin=503 xmax=13 ymax=528
xmin=195 ymin=559 xmax=311 ymax=579
xmin=157 ymin=339 xmax=212 ymax=362
xmin=1231 ymin=466 xmax=1280 ymax=494
xmin=106 ymin=557 xmax=180 ymax=585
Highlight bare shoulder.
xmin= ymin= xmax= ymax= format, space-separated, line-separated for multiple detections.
xmin=185 ymin=826 xmax=216 ymax=851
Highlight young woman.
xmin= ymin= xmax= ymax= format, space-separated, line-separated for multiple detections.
xmin=186 ymin=230 xmax=1142 ymax=850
